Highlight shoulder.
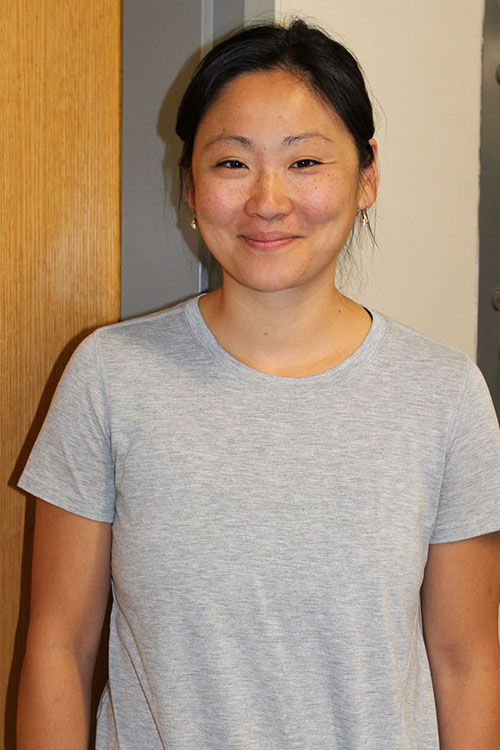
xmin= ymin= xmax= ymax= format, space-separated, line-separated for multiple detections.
xmin=96 ymin=297 xmax=196 ymax=347
xmin=377 ymin=313 xmax=469 ymax=369
xmin=373 ymin=312 xmax=476 ymax=393
xmin=51 ymin=298 xmax=201 ymax=400
xmin=72 ymin=297 xmax=200 ymax=368
xmin=365 ymin=313 xmax=496 ymax=440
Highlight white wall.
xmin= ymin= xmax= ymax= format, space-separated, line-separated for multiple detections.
xmin=276 ymin=1 xmax=484 ymax=359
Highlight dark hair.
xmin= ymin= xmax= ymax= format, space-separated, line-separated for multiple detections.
xmin=176 ymin=19 xmax=375 ymax=181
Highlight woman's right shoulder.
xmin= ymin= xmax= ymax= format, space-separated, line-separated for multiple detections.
xmin=96 ymin=297 xmax=192 ymax=344
xmin=73 ymin=297 xmax=198 ymax=369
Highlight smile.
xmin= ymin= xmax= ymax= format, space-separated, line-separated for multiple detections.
xmin=239 ymin=233 xmax=300 ymax=251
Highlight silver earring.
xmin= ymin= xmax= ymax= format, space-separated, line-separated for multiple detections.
xmin=190 ymin=215 xmax=198 ymax=230
xmin=360 ymin=208 xmax=369 ymax=226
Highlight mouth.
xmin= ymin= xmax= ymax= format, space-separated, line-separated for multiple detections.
xmin=239 ymin=233 xmax=300 ymax=251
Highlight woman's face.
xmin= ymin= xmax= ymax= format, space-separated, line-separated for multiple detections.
xmin=187 ymin=69 xmax=378 ymax=296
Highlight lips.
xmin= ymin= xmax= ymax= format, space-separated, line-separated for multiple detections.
xmin=239 ymin=232 xmax=300 ymax=251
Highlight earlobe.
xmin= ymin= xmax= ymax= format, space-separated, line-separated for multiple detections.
xmin=358 ymin=138 xmax=379 ymax=210
xmin=184 ymin=171 xmax=195 ymax=212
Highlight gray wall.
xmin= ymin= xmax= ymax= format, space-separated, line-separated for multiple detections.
xmin=478 ymin=0 xmax=500 ymax=416
xmin=214 ymin=0 xmax=245 ymax=38
xmin=121 ymin=0 xmax=203 ymax=318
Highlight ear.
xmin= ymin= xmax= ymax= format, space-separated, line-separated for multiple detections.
xmin=358 ymin=138 xmax=379 ymax=210
xmin=184 ymin=170 xmax=195 ymax=212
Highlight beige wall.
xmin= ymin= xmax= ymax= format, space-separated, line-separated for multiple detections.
xmin=277 ymin=0 xmax=484 ymax=359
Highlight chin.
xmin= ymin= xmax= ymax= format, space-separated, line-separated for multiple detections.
xmin=225 ymin=267 xmax=312 ymax=295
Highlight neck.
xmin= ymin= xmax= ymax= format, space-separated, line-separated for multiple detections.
xmin=198 ymin=277 xmax=371 ymax=378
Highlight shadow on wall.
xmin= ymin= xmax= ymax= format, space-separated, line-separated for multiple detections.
xmin=157 ymin=45 xmax=223 ymax=292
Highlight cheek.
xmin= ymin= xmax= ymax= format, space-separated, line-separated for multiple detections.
xmin=297 ymin=176 xmax=360 ymax=224
xmin=301 ymin=194 xmax=335 ymax=222
xmin=195 ymin=178 xmax=243 ymax=225
xmin=296 ymin=191 xmax=341 ymax=224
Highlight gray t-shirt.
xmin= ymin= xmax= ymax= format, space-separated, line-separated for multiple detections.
xmin=19 ymin=296 xmax=500 ymax=749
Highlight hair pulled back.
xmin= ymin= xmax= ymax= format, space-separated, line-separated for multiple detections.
xmin=176 ymin=19 xmax=375 ymax=181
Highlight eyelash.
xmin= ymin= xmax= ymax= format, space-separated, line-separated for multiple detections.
xmin=215 ymin=158 xmax=322 ymax=170
xmin=291 ymin=159 xmax=321 ymax=169
xmin=215 ymin=160 xmax=247 ymax=169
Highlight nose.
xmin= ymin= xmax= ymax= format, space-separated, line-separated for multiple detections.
xmin=244 ymin=169 xmax=293 ymax=220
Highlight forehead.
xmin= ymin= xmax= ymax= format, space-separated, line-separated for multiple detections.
xmin=195 ymin=69 xmax=349 ymax=143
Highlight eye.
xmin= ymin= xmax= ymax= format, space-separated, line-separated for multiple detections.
xmin=290 ymin=159 xmax=321 ymax=169
xmin=216 ymin=160 xmax=248 ymax=169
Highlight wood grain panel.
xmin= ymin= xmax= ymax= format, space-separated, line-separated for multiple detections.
xmin=0 ymin=1 xmax=121 ymax=746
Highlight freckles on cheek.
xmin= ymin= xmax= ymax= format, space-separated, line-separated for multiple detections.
xmin=298 ymin=179 xmax=334 ymax=219
xmin=300 ymin=177 xmax=356 ymax=222
xmin=196 ymin=181 xmax=239 ymax=223
xmin=199 ymin=195 xmax=227 ymax=223
xmin=303 ymin=193 xmax=336 ymax=221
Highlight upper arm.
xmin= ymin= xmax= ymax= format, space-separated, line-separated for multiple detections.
xmin=421 ymin=531 xmax=500 ymax=668
xmin=28 ymin=498 xmax=112 ymax=666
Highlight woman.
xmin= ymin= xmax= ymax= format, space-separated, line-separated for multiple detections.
xmin=17 ymin=20 xmax=500 ymax=749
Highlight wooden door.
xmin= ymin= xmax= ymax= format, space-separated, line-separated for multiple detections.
xmin=1 ymin=1 xmax=121 ymax=746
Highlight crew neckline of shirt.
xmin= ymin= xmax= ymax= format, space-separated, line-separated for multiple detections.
xmin=183 ymin=294 xmax=387 ymax=388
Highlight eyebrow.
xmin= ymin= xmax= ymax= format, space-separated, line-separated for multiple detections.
xmin=282 ymin=132 xmax=333 ymax=146
xmin=206 ymin=135 xmax=253 ymax=148
xmin=205 ymin=132 xmax=333 ymax=148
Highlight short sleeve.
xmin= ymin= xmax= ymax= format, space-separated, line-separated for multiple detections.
xmin=430 ymin=358 xmax=500 ymax=543
xmin=18 ymin=331 xmax=115 ymax=522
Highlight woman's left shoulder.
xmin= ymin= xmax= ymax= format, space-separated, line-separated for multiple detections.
xmin=374 ymin=312 xmax=480 ymax=391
